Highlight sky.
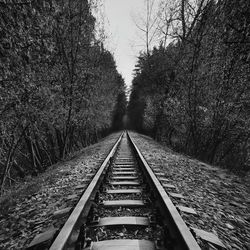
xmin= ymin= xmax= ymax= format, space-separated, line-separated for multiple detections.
xmin=103 ymin=0 xmax=151 ymax=88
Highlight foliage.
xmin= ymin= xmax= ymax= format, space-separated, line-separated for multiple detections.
xmin=0 ymin=0 xmax=125 ymax=192
xmin=128 ymin=0 xmax=250 ymax=171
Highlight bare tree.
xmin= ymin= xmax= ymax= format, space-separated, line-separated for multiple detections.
xmin=132 ymin=0 xmax=159 ymax=55
xmin=156 ymin=1 xmax=177 ymax=49
xmin=157 ymin=0 xmax=209 ymax=43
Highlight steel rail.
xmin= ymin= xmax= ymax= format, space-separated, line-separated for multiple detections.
xmin=49 ymin=131 xmax=124 ymax=250
xmin=127 ymin=131 xmax=201 ymax=250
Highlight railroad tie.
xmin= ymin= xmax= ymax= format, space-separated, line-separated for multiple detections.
xmin=112 ymin=168 xmax=136 ymax=171
xmin=90 ymin=239 xmax=155 ymax=250
xmin=106 ymin=188 xmax=142 ymax=194
xmin=102 ymin=199 xmax=145 ymax=207
xmin=111 ymin=176 xmax=138 ymax=180
xmin=90 ymin=216 xmax=149 ymax=227
xmin=109 ymin=181 xmax=140 ymax=186
xmin=112 ymin=171 xmax=137 ymax=175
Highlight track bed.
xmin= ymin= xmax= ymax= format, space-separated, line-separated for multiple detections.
xmin=27 ymin=132 xmax=226 ymax=250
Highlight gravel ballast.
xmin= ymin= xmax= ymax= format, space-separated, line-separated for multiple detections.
xmin=129 ymin=131 xmax=250 ymax=250
xmin=1 ymin=130 xmax=249 ymax=249
xmin=0 ymin=132 xmax=121 ymax=250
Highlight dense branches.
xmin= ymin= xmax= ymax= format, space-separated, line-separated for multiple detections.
xmin=128 ymin=0 xmax=250 ymax=171
xmin=0 ymin=0 xmax=126 ymax=192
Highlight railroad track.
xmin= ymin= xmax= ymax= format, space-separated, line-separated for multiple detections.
xmin=27 ymin=131 xmax=226 ymax=250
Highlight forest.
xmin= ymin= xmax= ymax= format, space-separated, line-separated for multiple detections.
xmin=0 ymin=0 xmax=127 ymax=192
xmin=128 ymin=0 xmax=250 ymax=171
xmin=0 ymin=0 xmax=249 ymax=194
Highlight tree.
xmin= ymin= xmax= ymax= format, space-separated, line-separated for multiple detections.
xmin=0 ymin=0 xmax=126 ymax=192
xmin=133 ymin=0 xmax=159 ymax=55
xmin=128 ymin=0 xmax=250 ymax=171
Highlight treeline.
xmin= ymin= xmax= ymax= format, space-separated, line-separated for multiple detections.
xmin=128 ymin=0 xmax=250 ymax=171
xmin=0 ymin=0 xmax=126 ymax=192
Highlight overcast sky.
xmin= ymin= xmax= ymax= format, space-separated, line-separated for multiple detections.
xmin=104 ymin=0 xmax=156 ymax=88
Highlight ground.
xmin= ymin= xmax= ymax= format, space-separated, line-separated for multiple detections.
xmin=0 ymin=131 xmax=249 ymax=250
xmin=0 ymin=132 xmax=121 ymax=249
xmin=129 ymin=131 xmax=250 ymax=250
